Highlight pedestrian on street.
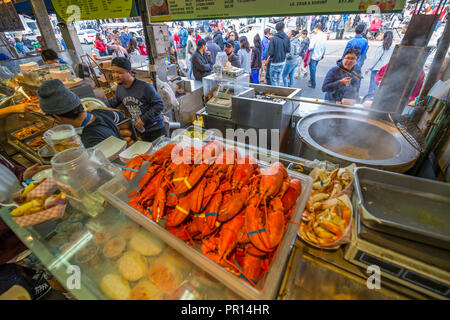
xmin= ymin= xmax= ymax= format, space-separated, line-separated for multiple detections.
xmin=227 ymin=31 xmax=240 ymax=55
xmin=21 ymin=35 xmax=34 ymax=52
xmin=295 ymin=29 xmax=310 ymax=79
xmin=282 ymin=30 xmax=301 ymax=87
xmin=137 ymin=37 xmax=148 ymax=56
xmin=238 ymin=36 xmax=252 ymax=76
xmin=308 ymin=23 xmax=327 ymax=89
xmin=266 ymin=22 xmax=290 ymax=87
xmin=335 ymin=15 xmax=345 ymax=40
xmin=211 ymin=22 xmax=225 ymax=51
xmin=119 ymin=26 xmax=131 ymax=48
xmin=186 ymin=28 xmax=197 ymax=79
xmin=365 ymin=31 xmax=394 ymax=95
xmin=95 ymin=33 xmax=107 ymax=57
xmin=192 ymin=39 xmax=213 ymax=81
xmin=224 ymin=39 xmax=241 ymax=68
xmin=344 ymin=23 xmax=369 ymax=68
xmin=322 ymin=46 xmax=362 ymax=104
xmin=176 ymin=22 xmax=188 ymax=60
xmin=14 ymin=38 xmax=25 ymax=55
xmin=250 ymin=34 xmax=262 ymax=84
xmin=205 ymin=35 xmax=221 ymax=65
xmin=369 ymin=16 xmax=383 ymax=40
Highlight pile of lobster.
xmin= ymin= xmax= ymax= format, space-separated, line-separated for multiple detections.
xmin=122 ymin=141 xmax=302 ymax=286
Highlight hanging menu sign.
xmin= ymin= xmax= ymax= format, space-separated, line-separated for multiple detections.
xmin=0 ymin=0 xmax=24 ymax=32
xmin=52 ymin=0 xmax=134 ymax=21
xmin=149 ymin=0 xmax=406 ymax=22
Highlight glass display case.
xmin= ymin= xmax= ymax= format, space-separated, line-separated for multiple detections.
xmin=0 ymin=204 xmax=241 ymax=300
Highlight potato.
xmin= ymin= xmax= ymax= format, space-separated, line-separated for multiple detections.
xmin=120 ymin=129 xmax=132 ymax=137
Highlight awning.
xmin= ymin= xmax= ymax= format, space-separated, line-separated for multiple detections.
xmin=13 ymin=0 xmax=56 ymax=17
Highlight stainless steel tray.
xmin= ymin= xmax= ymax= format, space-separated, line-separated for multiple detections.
xmin=99 ymin=139 xmax=312 ymax=300
xmin=9 ymin=123 xmax=48 ymax=141
xmin=354 ymin=167 xmax=450 ymax=250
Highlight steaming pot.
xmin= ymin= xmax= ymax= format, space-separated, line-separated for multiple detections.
xmin=296 ymin=110 xmax=419 ymax=172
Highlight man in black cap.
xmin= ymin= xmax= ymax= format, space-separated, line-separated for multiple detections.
xmin=38 ymin=79 xmax=125 ymax=148
xmin=108 ymin=57 xmax=165 ymax=142
xmin=224 ymin=39 xmax=241 ymax=68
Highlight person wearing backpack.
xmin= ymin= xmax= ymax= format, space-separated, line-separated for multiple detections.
xmin=177 ymin=22 xmax=188 ymax=60
xmin=365 ymin=31 xmax=394 ymax=95
xmin=282 ymin=30 xmax=301 ymax=87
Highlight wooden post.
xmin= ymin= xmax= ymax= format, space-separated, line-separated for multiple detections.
xmin=30 ymin=0 xmax=59 ymax=51
xmin=136 ymin=0 xmax=157 ymax=86
xmin=57 ymin=19 xmax=84 ymax=65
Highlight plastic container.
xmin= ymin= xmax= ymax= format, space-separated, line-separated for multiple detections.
xmin=94 ymin=136 xmax=127 ymax=161
xmin=98 ymin=142 xmax=313 ymax=300
xmin=119 ymin=141 xmax=153 ymax=163
xmin=51 ymin=147 xmax=120 ymax=217
xmin=43 ymin=124 xmax=83 ymax=153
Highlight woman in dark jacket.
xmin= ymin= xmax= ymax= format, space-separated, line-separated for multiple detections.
xmin=191 ymin=39 xmax=213 ymax=81
xmin=322 ymin=46 xmax=362 ymax=104
xmin=251 ymin=34 xmax=262 ymax=83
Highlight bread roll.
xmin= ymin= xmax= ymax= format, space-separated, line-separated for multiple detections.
xmin=130 ymin=279 xmax=164 ymax=300
xmin=117 ymin=250 xmax=148 ymax=282
xmin=103 ymin=236 xmax=126 ymax=259
xmin=99 ymin=273 xmax=131 ymax=300
xmin=128 ymin=230 xmax=165 ymax=257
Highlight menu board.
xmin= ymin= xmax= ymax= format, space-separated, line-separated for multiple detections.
xmin=149 ymin=0 xmax=406 ymax=22
xmin=0 ymin=0 xmax=24 ymax=32
xmin=52 ymin=0 xmax=134 ymax=21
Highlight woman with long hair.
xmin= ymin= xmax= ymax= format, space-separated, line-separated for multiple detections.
xmin=366 ymin=30 xmax=394 ymax=95
xmin=95 ymin=33 xmax=107 ymax=57
xmin=238 ymin=36 xmax=252 ymax=75
xmin=250 ymin=34 xmax=262 ymax=84
xmin=127 ymin=37 xmax=139 ymax=56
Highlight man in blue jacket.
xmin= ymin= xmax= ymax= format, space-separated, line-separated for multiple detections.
xmin=344 ymin=23 xmax=369 ymax=68
xmin=322 ymin=46 xmax=362 ymax=104
xmin=119 ymin=26 xmax=132 ymax=49
xmin=109 ymin=57 xmax=166 ymax=142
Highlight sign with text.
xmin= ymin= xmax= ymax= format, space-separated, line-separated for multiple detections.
xmin=149 ymin=0 xmax=406 ymax=22
xmin=0 ymin=0 xmax=24 ymax=32
xmin=52 ymin=0 xmax=134 ymax=21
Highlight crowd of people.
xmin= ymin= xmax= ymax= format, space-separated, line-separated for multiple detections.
xmin=168 ymin=3 xmax=446 ymax=104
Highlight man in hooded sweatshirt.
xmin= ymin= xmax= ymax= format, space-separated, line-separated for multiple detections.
xmin=211 ymin=22 xmax=224 ymax=51
xmin=265 ymin=22 xmax=290 ymax=87
xmin=322 ymin=46 xmax=362 ymax=104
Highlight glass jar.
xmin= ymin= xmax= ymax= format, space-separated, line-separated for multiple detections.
xmin=51 ymin=147 xmax=120 ymax=217
xmin=43 ymin=124 xmax=83 ymax=153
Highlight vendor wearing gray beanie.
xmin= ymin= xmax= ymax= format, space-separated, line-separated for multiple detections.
xmin=109 ymin=57 xmax=166 ymax=142
xmin=38 ymin=79 xmax=125 ymax=148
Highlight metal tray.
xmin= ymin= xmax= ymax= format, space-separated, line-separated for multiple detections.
xmin=10 ymin=123 xmax=48 ymax=141
xmin=354 ymin=167 xmax=450 ymax=250
xmin=99 ymin=139 xmax=312 ymax=300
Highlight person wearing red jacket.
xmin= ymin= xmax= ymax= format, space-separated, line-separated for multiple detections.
xmin=95 ymin=33 xmax=107 ymax=57
xmin=375 ymin=63 xmax=425 ymax=103
xmin=137 ymin=37 xmax=148 ymax=56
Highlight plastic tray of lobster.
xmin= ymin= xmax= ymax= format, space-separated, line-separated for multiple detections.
xmin=99 ymin=139 xmax=312 ymax=299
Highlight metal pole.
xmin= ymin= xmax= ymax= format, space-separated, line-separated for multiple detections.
xmin=417 ymin=19 xmax=450 ymax=105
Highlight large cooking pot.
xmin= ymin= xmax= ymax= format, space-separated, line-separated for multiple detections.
xmin=296 ymin=110 xmax=419 ymax=172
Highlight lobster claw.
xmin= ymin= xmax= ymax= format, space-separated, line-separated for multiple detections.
xmin=122 ymin=155 xmax=148 ymax=180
